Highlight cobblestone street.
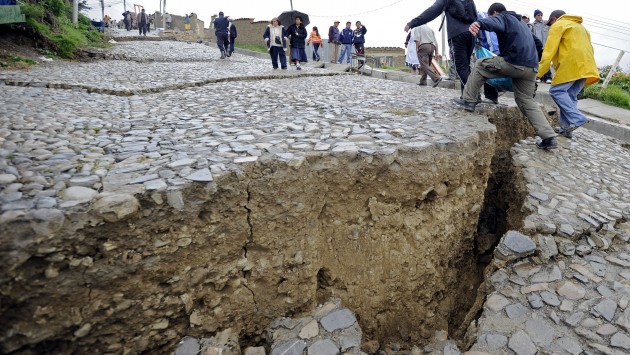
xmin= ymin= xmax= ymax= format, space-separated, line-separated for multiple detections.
xmin=1 ymin=40 xmax=630 ymax=354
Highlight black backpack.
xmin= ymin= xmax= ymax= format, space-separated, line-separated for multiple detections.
xmin=446 ymin=0 xmax=477 ymax=24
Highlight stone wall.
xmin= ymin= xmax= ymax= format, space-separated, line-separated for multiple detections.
xmin=153 ymin=12 xmax=206 ymax=39
xmin=228 ymin=18 xmax=269 ymax=46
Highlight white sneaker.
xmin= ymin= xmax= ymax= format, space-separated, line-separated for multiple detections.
xmin=545 ymin=79 xmax=552 ymax=84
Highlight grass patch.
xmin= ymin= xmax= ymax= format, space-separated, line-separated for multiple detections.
xmin=234 ymin=43 xmax=269 ymax=54
xmin=387 ymin=108 xmax=417 ymax=116
xmin=581 ymin=84 xmax=630 ymax=110
xmin=12 ymin=0 xmax=106 ymax=58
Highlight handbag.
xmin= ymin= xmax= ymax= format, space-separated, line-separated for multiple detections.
xmin=475 ymin=46 xmax=513 ymax=92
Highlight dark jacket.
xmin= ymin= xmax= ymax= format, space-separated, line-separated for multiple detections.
xmin=339 ymin=28 xmax=354 ymax=44
xmin=477 ymin=11 xmax=540 ymax=68
xmin=263 ymin=25 xmax=288 ymax=49
xmin=407 ymin=0 xmax=476 ymax=40
xmin=229 ymin=24 xmax=237 ymax=39
xmin=353 ymin=26 xmax=367 ymax=44
xmin=328 ymin=25 xmax=340 ymax=43
xmin=214 ymin=15 xmax=229 ymax=35
xmin=137 ymin=11 xmax=148 ymax=24
xmin=287 ymin=24 xmax=307 ymax=48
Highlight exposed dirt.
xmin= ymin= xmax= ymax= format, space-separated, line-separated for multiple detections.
xmin=0 ymin=30 xmax=42 ymax=69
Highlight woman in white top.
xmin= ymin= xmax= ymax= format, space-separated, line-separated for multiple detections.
xmin=263 ymin=18 xmax=289 ymax=70
xmin=405 ymin=30 xmax=420 ymax=73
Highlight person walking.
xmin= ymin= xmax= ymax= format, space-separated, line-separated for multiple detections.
xmin=214 ymin=11 xmax=230 ymax=59
xmin=264 ymin=18 xmax=288 ymax=70
xmin=539 ymin=10 xmax=599 ymax=139
xmin=453 ymin=2 xmax=557 ymax=150
xmin=124 ymin=11 xmax=132 ymax=31
xmin=328 ymin=21 xmax=341 ymax=63
xmin=307 ymin=26 xmax=323 ymax=61
xmin=338 ymin=21 xmax=354 ymax=65
xmin=412 ymin=24 xmax=442 ymax=87
xmin=137 ymin=9 xmax=148 ymax=36
xmin=405 ymin=0 xmax=483 ymax=100
xmin=405 ymin=31 xmax=420 ymax=73
xmin=228 ymin=20 xmax=237 ymax=57
xmin=287 ymin=16 xmax=308 ymax=70
xmin=184 ymin=14 xmax=191 ymax=31
xmin=165 ymin=12 xmax=172 ymax=29
xmin=531 ymin=9 xmax=551 ymax=83
xmin=353 ymin=21 xmax=367 ymax=68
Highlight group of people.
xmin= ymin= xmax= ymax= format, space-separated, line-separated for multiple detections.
xmin=213 ymin=12 xmax=238 ymax=59
xmin=328 ymin=21 xmax=367 ymax=65
xmin=405 ymin=1 xmax=598 ymax=151
xmin=120 ymin=9 xmax=154 ymax=35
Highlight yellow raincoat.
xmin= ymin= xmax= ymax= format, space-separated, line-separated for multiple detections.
xmin=538 ymin=15 xmax=599 ymax=86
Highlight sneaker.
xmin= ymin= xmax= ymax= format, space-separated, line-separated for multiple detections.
xmin=545 ymin=79 xmax=552 ymax=84
xmin=452 ymin=97 xmax=476 ymax=112
xmin=564 ymin=120 xmax=588 ymax=133
xmin=418 ymin=82 xmax=427 ymax=86
xmin=432 ymin=77 xmax=443 ymax=88
xmin=554 ymin=127 xmax=573 ymax=139
xmin=296 ymin=65 xmax=301 ymax=70
xmin=281 ymin=67 xmax=287 ymax=70
xmin=536 ymin=137 xmax=558 ymax=150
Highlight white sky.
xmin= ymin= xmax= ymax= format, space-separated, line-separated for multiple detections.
xmin=89 ymin=0 xmax=630 ymax=69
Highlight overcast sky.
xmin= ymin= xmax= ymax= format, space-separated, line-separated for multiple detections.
xmin=90 ymin=0 xmax=630 ymax=69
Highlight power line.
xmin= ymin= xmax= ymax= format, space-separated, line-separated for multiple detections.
xmin=593 ymin=42 xmax=629 ymax=53
xmin=310 ymin=0 xmax=408 ymax=18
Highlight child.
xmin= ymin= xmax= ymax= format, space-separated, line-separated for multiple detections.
xmin=307 ymin=26 xmax=322 ymax=61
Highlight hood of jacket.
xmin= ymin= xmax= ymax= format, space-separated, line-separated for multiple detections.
xmin=538 ymin=14 xmax=599 ymax=86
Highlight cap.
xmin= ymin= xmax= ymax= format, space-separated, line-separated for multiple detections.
xmin=546 ymin=10 xmax=566 ymax=25
xmin=534 ymin=9 xmax=542 ymax=17
xmin=334 ymin=20 xmax=340 ymax=23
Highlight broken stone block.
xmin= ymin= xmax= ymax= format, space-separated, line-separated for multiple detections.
xmin=92 ymin=193 xmax=140 ymax=222
xmin=175 ymin=337 xmax=200 ymax=355
xmin=495 ymin=231 xmax=536 ymax=262
xmin=271 ymin=339 xmax=306 ymax=355
xmin=308 ymin=339 xmax=340 ymax=355
xmin=320 ymin=309 xmax=357 ymax=332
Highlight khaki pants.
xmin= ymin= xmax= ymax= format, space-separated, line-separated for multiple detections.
xmin=329 ymin=43 xmax=340 ymax=63
xmin=464 ymin=56 xmax=556 ymax=139
xmin=417 ymin=43 xmax=440 ymax=84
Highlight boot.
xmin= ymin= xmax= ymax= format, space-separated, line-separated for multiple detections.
xmin=220 ymin=51 xmax=226 ymax=59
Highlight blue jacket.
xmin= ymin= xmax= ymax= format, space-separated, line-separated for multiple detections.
xmin=229 ymin=23 xmax=237 ymax=39
xmin=477 ymin=12 xmax=499 ymax=54
xmin=477 ymin=11 xmax=539 ymax=68
xmin=339 ymin=28 xmax=354 ymax=44
xmin=214 ymin=15 xmax=229 ymax=35
xmin=263 ymin=25 xmax=288 ymax=49
xmin=353 ymin=26 xmax=367 ymax=44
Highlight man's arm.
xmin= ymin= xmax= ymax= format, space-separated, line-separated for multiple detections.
xmin=538 ymin=24 xmax=563 ymax=78
xmin=361 ymin=26 xmax=367 ymax=35
xmin=328 ymin=26 xmax=334 ymax=42
xmin=406 ymin=0 xmax=446 ymax=31
xmin=476 ymin=16 xmax=507 ymax=33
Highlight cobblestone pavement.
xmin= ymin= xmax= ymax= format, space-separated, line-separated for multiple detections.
xmin=2 ymin=40 xmax=630 ymax=354
xmin=471 ymin=133 xmax=630 ymax=355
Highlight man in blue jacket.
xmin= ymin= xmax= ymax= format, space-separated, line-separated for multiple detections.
xmin=338 ymin=22 xmax=354 ymax=64
xmin=214 ymin=11 xmax=230 ymax=59
xmin=228 ymin=20 xmax=237 ymax=57
xmin=453 ymin=2 xmax=557 ymax=150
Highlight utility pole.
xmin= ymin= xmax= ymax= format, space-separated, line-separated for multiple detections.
xmin=100 ymin=0 xmax=105 ymax=20
xmin=123 ymin=0 xmax=126 ymax=12
xmin=601 ymin=50 xmax=625 ymax=93
xmin=290 ymin=0 xmax=293 ymax=10
xmin=72 ymin=0 xmax=78 ymax=24
xmin=162 ymin=0 xmax=166 ymax=29
xmin=441 ymin=14 xmax=445 ymax=66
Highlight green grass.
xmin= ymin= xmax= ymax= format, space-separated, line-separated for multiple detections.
xmin=16 ymin=0 xmax=106 ymax=58
xmin=381 ymin=65 xmax=413 ymax=73
xmin=234 ymin=43 xmax=268 ymax=54
xmin=581 ymin=84 xmax=630 ymax=110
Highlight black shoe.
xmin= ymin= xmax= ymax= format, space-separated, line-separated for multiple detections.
xmin=220 ymin=51 xmax=226 ymax=59
xmin=554 ymin=127 xmax=573 ymax=139
xmin=281 ymin=67 xmax=288 ymax=70
xmin=418 ymin=82 xmax=427 ymax=86
xmin=452 ymin=97 xmax=476 ymax=112
xmin=227 ymin=51 xmax=232 ymax=57
xmin=296 ymin=65 xmax=302 ymax=70
xmin=432 ymin=77 xmax=443 ymax=88
xmin=536 ymin=137 xmax=558 ymax=150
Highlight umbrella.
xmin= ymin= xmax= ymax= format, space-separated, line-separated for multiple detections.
xmin=278 ymin=10 xmax=310 ymax=27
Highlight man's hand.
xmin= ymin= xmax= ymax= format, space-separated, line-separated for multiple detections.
xmin=469 ymin=21 xmax=480 ymax=35
xmin=404 ymin=24 xmax=410 ymax=32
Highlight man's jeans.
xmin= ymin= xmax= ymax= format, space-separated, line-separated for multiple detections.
xmin=338 ymin=44 xmax=352 ymax=64
xmin=549 ymin=79 xmax=588 ymax=130
xmin=464 ymin=56 xmax=556 ymax=139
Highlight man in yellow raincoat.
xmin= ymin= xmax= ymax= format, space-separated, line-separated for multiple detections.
xmin=538 ymin=10 xmax=600 ymax=139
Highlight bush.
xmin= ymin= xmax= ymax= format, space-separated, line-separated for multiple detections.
xmin=609 ymin=72 xmax=630 ymax=91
